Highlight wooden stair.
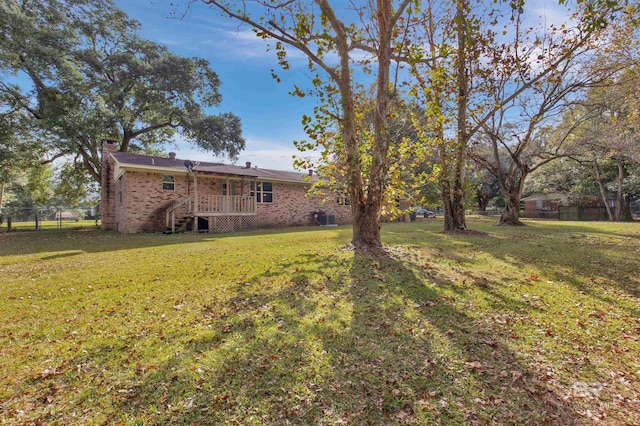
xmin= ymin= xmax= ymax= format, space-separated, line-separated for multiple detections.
xmin=163 ymin=215 xmax=193 ymax=234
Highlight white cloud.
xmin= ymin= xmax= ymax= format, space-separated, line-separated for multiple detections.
xmin=210 ymin=29 xmax=286 ymax=59
xmin=141 ymin=1 xmax=373 ymax=70
xmin=530 ymin=0 xmax=575 ymax=29
xmin=169 ymin=135 xmax=321 ymax=172
xmin=208 ymin=28 xmax=317 ymax=64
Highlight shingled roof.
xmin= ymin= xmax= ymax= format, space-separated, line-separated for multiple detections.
xmin=110 ymin=151 xmax=316 ymax=183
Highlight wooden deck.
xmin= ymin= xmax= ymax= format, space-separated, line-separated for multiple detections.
xmin=165 ymin=194 xmax=256 ymax=233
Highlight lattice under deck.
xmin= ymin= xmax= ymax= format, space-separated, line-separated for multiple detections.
xmin=208 ymin=215 xmax=257 ymax=233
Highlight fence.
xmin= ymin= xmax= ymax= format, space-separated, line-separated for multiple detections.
xmin=0 ymin=207 xmax=99 ymax=231
xmin=474 ymin=209 xmax=502 ymax=216
xmin=524 ymin=210 xmax=559 ymax=219
xmin=558 ymin=206 xmax=612 ymax=221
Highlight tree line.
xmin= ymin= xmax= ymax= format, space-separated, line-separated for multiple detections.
xmin=0 ymin=0 xmax=245 ymax=221
xmin=1 ymin=0 xmax=638 ymax=250
xmin=194 ymin=0 xmax=637 ymax=250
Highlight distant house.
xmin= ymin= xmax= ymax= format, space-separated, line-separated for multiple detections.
xmin=55 ymin=211 xmax=76 ymax=220
xmin=522 ymin=193 xmax=629 ymax=221
xmin=100 ymin=140 xmax=351 ymax=233
xmin=521 ymin=193 xmax=567 ymax=219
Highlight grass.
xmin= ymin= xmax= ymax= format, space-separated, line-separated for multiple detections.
xmin=1 ymin=219 xmax=99 ymax=232
xmin=0 ymin=218 xmax=638 ymax=425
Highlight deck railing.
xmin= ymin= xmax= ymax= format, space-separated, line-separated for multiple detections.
xmin=195 ymin=195 xmax=256 ymax=214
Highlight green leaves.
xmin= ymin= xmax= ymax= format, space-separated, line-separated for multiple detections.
xmin=1 ymin=0 xmax=245 ymax=184
xmin=189 ymin=113 xmax=245 ymax=160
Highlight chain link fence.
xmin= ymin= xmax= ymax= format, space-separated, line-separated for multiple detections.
xmin=0 ymin=206 xmax=100 ymax=232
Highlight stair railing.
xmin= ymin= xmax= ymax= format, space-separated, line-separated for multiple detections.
xmin=165 ymin=196 xmax=193 ymax=233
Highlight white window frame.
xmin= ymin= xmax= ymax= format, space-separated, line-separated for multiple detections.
xmin=251 ymin=181 xmax=273 ymax=203
xmin=337 ymin=194 xmax=350 ymax=206
xmin=162 ymin=175 xmax=175 ymax=191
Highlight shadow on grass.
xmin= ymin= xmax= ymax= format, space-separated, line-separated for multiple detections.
xmin=3 ymin=220 xmax=637 ymax=304
xmin=39 ymin=251 xmax=86 ymax=261
xmin=6 ymin=221 xmax=638 ymax=423
xmin=0 ymin=225 xmax=352 ymax=258
xmin=402 ymin=220 xmax=640 ymax=306
xmin=52 ymin=250 xmax=583 ymax=424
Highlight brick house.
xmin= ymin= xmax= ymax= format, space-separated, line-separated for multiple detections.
xmin=521 ymin=193 xmax=567 ymax=219
xmin=100 ymin=140 xmax=351 ymax=233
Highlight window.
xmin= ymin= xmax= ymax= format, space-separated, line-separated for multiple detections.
xmin=337 ymin=194 xmax=350 ymax=206
xmin=535 ymin=200 xmax=543 ymax=209
xmin=222 ymin=182 xmax=235 ymax=196
xmin=250 ymin=181 xmax=273 ymax=203
xmin=118 ymin=177 xmax=124 ymax=204
xmin=162 ymin=175 xmax=175 ymax=191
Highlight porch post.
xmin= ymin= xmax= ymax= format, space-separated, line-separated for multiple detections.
xmin=193 ymin=173 xmax=198 ymax=233
xmin=253 ymin=178 xmax=258 ymax=213
xmin=194 ymin=173 xmax=198 ymax=214
xmin=226 ymin=177 xmax=231 ymax=213
xmin=240 ymin=178 xmax=245 ymax=212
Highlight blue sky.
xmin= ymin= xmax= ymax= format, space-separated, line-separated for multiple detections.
xmin=109 ymin=0 xmax=568 ymax=171
xmin=112 ymin=0 xmax=320 ymax=171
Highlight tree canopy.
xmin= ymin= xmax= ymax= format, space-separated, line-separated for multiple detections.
xmin=0 ymin=0 xmax=245 ymax=183
xmin=2 ymin=0 xmax=639 ymax=236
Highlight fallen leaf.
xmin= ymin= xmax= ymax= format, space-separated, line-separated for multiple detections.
xmin=465 ymin=360 xmax=484 ymax=373
xmin=38 ymin=368 xmax=63 ymax=379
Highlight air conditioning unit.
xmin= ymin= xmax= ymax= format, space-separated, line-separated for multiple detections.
xmin=319 ymin=214 xmax=337 ymax=226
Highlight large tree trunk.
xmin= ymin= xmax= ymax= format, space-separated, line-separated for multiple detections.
xmin=351 ymin=207 xmax=383 ymax=249
xmin=442 ymin=179 xmax=467 ymax=230
xmin=442 ymin=0 xmax=469 ymax=233
xmin=349 ymin=0 xmax=393 ymax=251
xmin=593 ymin=158 xmax=613 ymax=221
xmin=497 ymin=172 xmax=526 ymax=226
xmin=498 ymin=195 xmax=524 ymax=226
xmin=121 ymin=130 xmax=133 ymax=153
xmin=477 ymin=194 xmax=490 ymax=211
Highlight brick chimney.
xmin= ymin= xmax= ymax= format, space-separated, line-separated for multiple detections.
xmin=308 ymin=169 xmax=314 ymax=177
xmin=168 ymin=152 xmax=176 ymax=160
xmin=100 ymin=139 xmax=119 ymax=231
xmin=245 ymin=161 xmax=252 ymax=169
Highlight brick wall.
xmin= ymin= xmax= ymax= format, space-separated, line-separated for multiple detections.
xmin=104 ymin=165 xmax=352 ymax=233
xmin=319 ymin=190 xmax=353 ymax=225
xmin=124 ymin=172 xmax=191 ymax=233
xmin=119 ymin=174 xmax=251 ymax=232
xmin=256 ymin=182 xmax=351 ymax=227
xmin=100 ymin=140 xmax=118 ymax=230
xmin=114 ymin=173 xmax=127 ymax=232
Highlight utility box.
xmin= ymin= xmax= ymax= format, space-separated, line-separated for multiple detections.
xmin=318 ymin=214 xmax=337 ymax=226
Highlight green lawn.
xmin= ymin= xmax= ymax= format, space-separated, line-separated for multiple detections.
xmin=0 ymin=219 xmax=638 ymax=425
xmin=1 ymin=219 xmax=99 ymax=232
